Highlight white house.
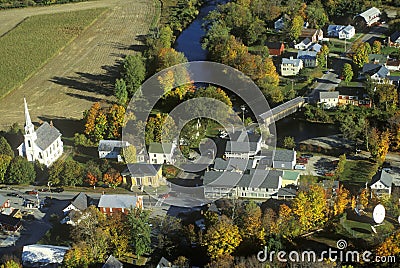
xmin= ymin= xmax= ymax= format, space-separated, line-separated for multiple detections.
xmin=281 ymin=57 xmax=303 ymax=76
xmin=272 ymin=149 xmax=296 ymax=170
xmin=22 ymin=244 xmax=69 ymax=267
xmin=61 ymin=192 xmax=90 ymax=225
xmin=355 ymin=7 xmax=381 ymax=28
xmin=98 ymin=140 xmax=130 ymax=162
xmin=148 ymin=142 xmax=176 ymax=164
xmin=318 ymin=91 xmax=339 ymax=108
xmin=18 ymin=98 xmax=63 ymax=167
xmin=361 ymin=63 xmax=390 ymax=84
xmin=370 ymin=170 xmax=393 ymax=197
xmin=327 ymin=25 xmax=344 ymax=37
xmin=224 ymin=130 xmax=263 ymax=159
xmin=339 ymin=25 xmax=355 ymax=39
xmin=294 ymin=38 xmax=312 ymax=50
xmin=297 ymin=50 xmax=318 ymax=67
xmin=236 ymin=169 xmax=283 ymax=199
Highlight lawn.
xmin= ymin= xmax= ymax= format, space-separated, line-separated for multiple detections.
xmin=0 ymin=8 xmax=107 ymax=98
xmin=339 ymin=159 xmax=378 ymax=184
xmin=381 ymin=46 xmax=399 ymax=55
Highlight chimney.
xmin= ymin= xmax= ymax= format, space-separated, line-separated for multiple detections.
xmin=50 ymin=120 xmax=53 ymax=127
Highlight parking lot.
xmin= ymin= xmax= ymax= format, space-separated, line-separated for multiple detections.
xmin=295 ymin=154 xmax=338 ymax=177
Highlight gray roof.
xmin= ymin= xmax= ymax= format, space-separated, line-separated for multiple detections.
xmin=368 ymin=54 xmax=388 ymax=64
xmin=226 ymin=141 xmax=259 ymax=153
xmin=357 ymin=7 xmax=380 ymax=21
xmin=203 ymin=171 xmax=242 ymax=187
xmin=388 ymin=75 xmax=400 ymax=82
xmin=35 ymin=122 xmax=61 ymax=150
xmin=98 ymin=195 xmax=140 ymax=209
xmin=237 ymin=169 xmax=283 ymax=189
xmin=157 ymin=257 xmax=171 ymax=267
xmin=0 ymin=194 xmax=7 ymax=206
xmin=273 ymin=187 xmax=297 ymax=197
xmin=327 ymin=25 xmax=345 ymax=35
xmin=319 ymin=91 xmax=339 ymax=99
xmin=390 ymin=31 xmax=400 ymax=42
xmin=282 ymin=58 xmax=302 ymax=66
xmin=213 ymin=158 xmax=252 ymax=171
xmin=309 ymin=43 xmax=322 ymax=52
xmin=148 ymin=143 xmax=174 ymax=154
xmin=124 ymin=163 xmax=161 ymax=177
xmin=362 ymin=64 xmax=389 ymax=78
xmin=371 ymin=170 xmax=393 ymax=188
xmin=273 ymin=149 xmax=295 ymax=162
xmin=102 ymin=255 xmax=123 ymax=268
xmin=341 ymin=25 xmax=355 ymax=33
xmin=71 ymin=192 xmax=89 ymax=211
xmin=297 ymin=50 xmax=317 ymax=59
xmin=98 ymin=140 xmax=129 ymax=152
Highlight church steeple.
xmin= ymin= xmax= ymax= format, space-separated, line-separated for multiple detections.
xmin=24 ymin=98 xmax=35 ymax=135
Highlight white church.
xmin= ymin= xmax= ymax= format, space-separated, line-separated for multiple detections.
xmin=18 ymin=98 xmax=63 ymax=167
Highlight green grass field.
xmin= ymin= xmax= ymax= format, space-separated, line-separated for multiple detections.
xmin=0 ymin=8 xmax=107 ymax=98
xmin=339 ymin=159 xmax=378 ymax=184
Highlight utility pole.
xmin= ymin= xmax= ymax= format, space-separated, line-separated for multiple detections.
xmin=241 ymin=105 xmax=245 ymax=123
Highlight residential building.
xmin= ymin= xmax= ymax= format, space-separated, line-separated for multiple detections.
xmin=337 ymin=87 xmax=372 ymax=108
xmin=274 ymin=15 xmax=289 ymax=31
xmin=368 ymin=54 xmax=388 ymax=65
xmin=299 ymin=28 xmax=323 ymax=43
xmin=370 ymin=170 xmax=393 ymax=197
xmin=203 ymin=171 xmax=241 ymax=198
xmin=294 ymin=38 xmax=312 ymax=50
xmin=22 ymin=244 xmax=69 ymax=267
xmin=98 ymin=194 xmax=143 ymax=215
xmin=281 ymin=57 xmax=303 ymax=76
xmin=309 ymin=43 xmax=322 ymax=52
xmin=225 ymin=130 xmax=263 ymax=159
xmin=386 ymin=59 xmax=400 ymax=71
xmin=265 ymin=42 xmax=285 ymax=56
xmin=148 ymin=142 xmax=176 ymax=164
xmin=389 ymin=31 xmax=400 ymax=47
xmin=361 ymin=63 xmax=390 ymax=83
xmin=388 ymin=76 xmax=400 ymax=87
xmin=327 ymin=25 xmax=344 ymax=37
xmin=297 ymin=50 xmax=318 ymax=67
xmin=0 ymin=194 xmax=10 ymax=212
xmin=271 ymin=187 xmax=297 ymax=200
xmin=236 ymin=169 xmax=283 ymax=199
xmin=339 ymin=25 xmax=355 ymax=39
xmin=354 ymin=7 xmax=381 ymax=29
xmin=18 ymin=98 xmax=63 ymax=167
xmin=102 ymin=255 xmax=123 ymax=268
xmin=213 ymin=158 xmax=252 ymax=173
xmin=318 ymin=91 xmax=339 ymax=108
xmin=98 ymin=140 xmax=130 ymax=162
xmin=61 ymin=192 xmax=91 ymax=225
xmin=272 ymin=149 xmax=296 ymax=170
xmin=281 ymin=170 xmax=300 ymax=187
xmin=122 ymin=163 xmax=164 ymax=189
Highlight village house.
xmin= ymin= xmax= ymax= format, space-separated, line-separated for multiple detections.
xmin=354 ymin=7 xmax=381 ymax=29
xmin=299 ymin=28 xmax=323 ymax=43
xmin=281 ymin=170 xmax=300 ymax=187
xmin=98 ymin=194 xmax=143 ymax=215
xmin=225 ymin=130 xmax=263 ymax=159
xmin=102 ymin=255 xmax=123 ymax=268
xmin=236 ymin=169 xmax=283 ymax=199
xmin=18 ymin=98 xmax=63 ymax=167
xmin=265 ymin=42 xmax=285 ymax=56
xmin=203 ymin=170 xmax=241 ymax=199
xmin=148 ymin=142 xmax=176 ymax=164
xmin=309 ymin=43 xmax=322 ymax=53
xmin=337 ymin=87 xmax=372 ymax=108
xmin=122 ymin=163 xmax=164 ymax=189
xmin=370 ymin=170 xmax=393 ymax=197
xmin=389 ymin=31 xmax=400 ymax=47
xmin=61 ymin=192 xmax=91 ymax=225
xmin=386 ymin=59 xmax=400 ymax=71
xmin=274 ymin=15 xmax=290 ymax=31
xmin=297 ymin=50 xmax=318 ymax=67
xmin=212 ymin=158 xmax=252 ymax=173
xmin=294 ymin=38 xmax=312 ymax=50
xmin=318 ymin=91 xmax=339 ymax=109
xmin=272 ymin=187 xmax=297 ymax=200
xmin=98 ymin=140 xmax=130 ymax=162
xmin=361 ymin=63 xmax=390 ymax=83
xmin=327 ymin=25 xmax=355 ymax=39
xmin=281 ymin=57 xmax=303 ymax=76
xmin=271 ymin=149 xmax=296 ymax=170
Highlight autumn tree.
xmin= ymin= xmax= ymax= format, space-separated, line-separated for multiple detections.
xmin=0 ymin=155 xmax=12 ymax=183
xmin=155 ymin=47 xmax=187 ymax=72
xmin=202 ymin=215 xmax=242 ymax=260
xmin=389 ymin=112 xmax=400 ymax=151
xmin=375 ymin=82 xmax=398 ymax=111
xmin=123 ymin=145 xmax=137 ymax=163
xmin=368 ymin=128 xmax=391 ymax=163
xmin=333 ymin=185 xmax=350 ymax=216
xmin=283 ymin=136 xmax=296 ymax=149
xmin=49 ymin=159 xmax=83 ymax=186
xmin=0 ymin=137 xmax=14 ymax=158
xmin=114 ymin=78 xmax=128 ymax=105
xmin=375 ymin=230 xmax=400 ymax=257
xmin=286 ymin=15 xmax=304 ymax=41
xmin=236 ymin=201 xmax=264 ymax=250
xmin=126 ymin=208 xmax=151 ymax=257
xmin=106 ymin=212 xmax=130 ymax=258
xmin=353 ymin=42 xmax=370 ymax=68
xmin=317 ymin=44 xmax=330 ymax=68
xmin=336 ymin=154 xmax=347 ymax=179
xmin=84 ymin=160 xmax=101 ymax=188
xmin=103 ymin=168 xmax=122 ymax=189
xmin=359 ymin=188 xmax=369 ymax=209
xmin=0 ymin=260 xmax=22 ymax=268
xmin=5 ymin=156 xmax=36 ymax=185
xmin=342 ymin=63 xmax=353 ymax=84
xmin=63 ymin=242 xmax=91 ymax=268
xmin=372 ymin=40 xmax=382 ymax=54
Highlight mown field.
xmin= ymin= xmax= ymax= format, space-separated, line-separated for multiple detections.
xmin=0 ymin=7 xmax=107 ymax=98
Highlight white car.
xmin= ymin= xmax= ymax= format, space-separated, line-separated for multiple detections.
xmin=295 ymin=164 xmax=306 ymax=170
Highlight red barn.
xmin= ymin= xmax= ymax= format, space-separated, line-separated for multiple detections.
xmin=265 ymin=42 xmax=285 ymax=56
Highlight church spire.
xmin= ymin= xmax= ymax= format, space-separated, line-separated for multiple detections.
xmin=24 ymin=98 xmax=34 ymax=135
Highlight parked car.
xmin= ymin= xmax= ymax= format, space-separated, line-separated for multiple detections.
xmin=325 ymin=172 xmax=335 ymax=177
xmin=297 ymin=157 xmax=308 ymax=164
xmin=51 ymin=187 xmax=64 ymax=193
xmin=295 ymin=164 xmax=306 ymax=170
xmin=25 ymin=190 xmax=38 ymax=195
xmin=7 ymin=193 xmax=19 ymax=197
xmin=301 ymin=153 xmax=313 ymax=158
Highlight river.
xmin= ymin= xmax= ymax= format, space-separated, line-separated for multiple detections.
xmin=174 ymin=0 xmax=339 ymax=142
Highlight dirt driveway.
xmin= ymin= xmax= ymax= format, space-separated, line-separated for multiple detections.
xmin=0 ymin=0 xmax=157 ymax=129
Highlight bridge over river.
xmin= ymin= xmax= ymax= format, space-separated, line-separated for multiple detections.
xmin=258 ymin=97 xmax=306 ymax=126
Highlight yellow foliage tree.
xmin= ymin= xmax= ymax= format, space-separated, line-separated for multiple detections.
xmin=375 ymin=231 xmax=400 ymax=256
xmin=334 ymin=185 xmax=350 ymax=216
xmin=359 ymin=188 xmax=369 ymax=209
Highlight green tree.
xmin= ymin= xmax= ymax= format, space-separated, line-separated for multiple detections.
xmin=286 ymin=15 xmax=304 ymax=40
xmin=122 ymin=54 xmax=146 ymax=97
xmin=372 ymin=40 xmax=382 ymax=54
xmin=353 ymin=42 xmax=370 ymax=68
xmin=61 ymin=159 xmax=83 ymax=186
xmin=123 ymin=145 xmax=137 ymax=163
xmin=6 ymin=156 xmax=36 ymax=184
xmin=306 ymin=0 xmax=328 ymax=28
xmin=317 ymin=44 xmax=330 ymax=68
xmin=155 ymin=47 xmax=188 ymax=72
xmin=0 ymin=260 xmax=22 ymax=268
xmin=0 ymin=155 xmax=12 ymax=183
xmin=375 ymin=82 xmax=398 ymax=111
xmin=114 ymin=78 xmax=128 ymax=105
xmin=342 ymin=63 xmax=353 ymax=84
xmin=336 ymin=154 xmax=346 ymax=178
xmin=126 ymin=208 xmax=151 ymax=257
xmin=0 ymin=137 xmax=14 ymax=158
xmin=283 ymin=136 xmax=296 ymax=149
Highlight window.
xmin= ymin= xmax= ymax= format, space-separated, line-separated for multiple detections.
xmin=28 ymin=140 xmax=31 ymax=147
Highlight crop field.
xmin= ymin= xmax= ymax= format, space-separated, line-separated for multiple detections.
xmin=0 ymin=0 xmax=158 ymax=129
xmin=0 ymin=8 xmax=107 ymax=98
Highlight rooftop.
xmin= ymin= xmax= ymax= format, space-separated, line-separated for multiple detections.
xmin=282 ymin=57 xmax=302 ymax=66
xmin=70 ymin=192 xmax=89 ymax=211
xmin=319 ymin=91 xmax=339 ymax=99
xmin=371 ymin=170 xmax=393 ymax=188
xmin=35 ymin=122 xmax=61 ymax=150
xmin=22 ymin=244 xmax=69 ymax=266
xmin=124 ymin=163 xmax=161 ymax=177
xmin=297 ymin=50 xmax=318 ymax=59
xmin=203 ymin=170 xmax=242 ymax=187
xmin=98 ymin=140 xmax=130 ymax=152
xmin=273 ymin=149 xmax=295 ymax=162
xmin=213 ymin=158 xmax=252 ymax=172
xmin=98 ymin=194 xmax=142 ymax=209
xmin=148 ymin=142 xmax=174 ymax=154
xmin=102 ymin=255 xmax=123 ymax=268
xmin=357 ymin=7 xmax=380 ymax=21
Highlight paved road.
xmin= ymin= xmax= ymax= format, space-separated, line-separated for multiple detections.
xmin=308 ymin=70 xmax=342 ymax=102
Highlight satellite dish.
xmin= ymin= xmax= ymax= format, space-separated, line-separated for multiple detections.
xmin=398 ymin=216 xmax=400 ymax=224
xmin=373 ymin=204 xmax=385 ymax=224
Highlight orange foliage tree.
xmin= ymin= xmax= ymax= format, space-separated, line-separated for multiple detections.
xmin=103 ymin=168 xmax=123 ymax=189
